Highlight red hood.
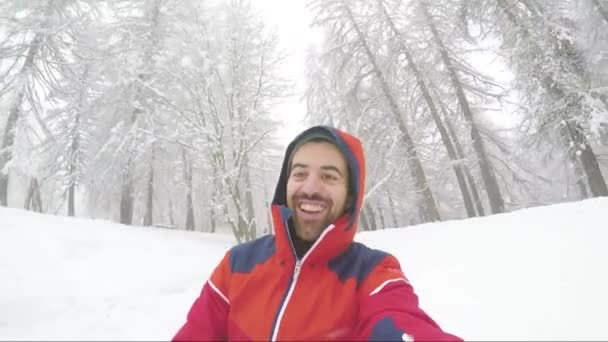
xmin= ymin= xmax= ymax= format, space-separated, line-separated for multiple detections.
xmin=271 ymin=126 xmax=366 ymax=263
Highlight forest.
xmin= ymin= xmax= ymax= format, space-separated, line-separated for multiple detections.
xmin=1 ymin=0 xmax=606 ymax=242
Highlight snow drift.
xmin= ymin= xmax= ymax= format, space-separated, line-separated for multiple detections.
xmin=1 ymin=197 xmax=607 ymax=340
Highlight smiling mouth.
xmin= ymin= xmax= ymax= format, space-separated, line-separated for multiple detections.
xmin=298 ymin=202 xmax=327 ymax=213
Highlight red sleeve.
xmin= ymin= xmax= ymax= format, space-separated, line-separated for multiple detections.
xmin=173 ymin=252 xmax=231 ymax=341
xmin=354 ymin=255 xmax=463 ymax=341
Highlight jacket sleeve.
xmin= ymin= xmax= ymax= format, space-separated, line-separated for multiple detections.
xmin=173 ymin=251 xmax=231 ymax=342
xmin=353 ymin=254 xmax=463 ymax=341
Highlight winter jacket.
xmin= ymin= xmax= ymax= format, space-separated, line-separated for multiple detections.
xmin=173 ymin=126 xmax=463 ymax=341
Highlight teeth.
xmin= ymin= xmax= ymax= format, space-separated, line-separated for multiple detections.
xmin=300 ymin=203 xmax=325 ymax=213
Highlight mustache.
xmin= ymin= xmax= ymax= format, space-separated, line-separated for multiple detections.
xmin=292 ymin=192 xmax=332 ymax=204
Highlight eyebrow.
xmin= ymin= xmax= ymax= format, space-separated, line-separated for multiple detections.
xmin=291 ymin=163 xmax=308 ymax=170
xmin=291 ymin=163 xmax=343 ymax=177
xmin=321 ymin=166 xmax=343 ymax=176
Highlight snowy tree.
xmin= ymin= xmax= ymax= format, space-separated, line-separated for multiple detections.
xmin=488 ymin=0 xmax=608 ymax=196
xmin=86 ymin=0 xmax=290 ymax=240
xmin=308 ymin=0 xmax=442 ymax=223
xmin=200 ymin=0 xmax=289 ymax=242
xmin=415 ymin=0 xmax=506 ymax=214
xmin=305 ymin=0 xmax=517 ymax=226
xmin=32 ymin=3 xmax=108 ymax=217
xmin=84 ymin=0 xmax=190 ymax=226
xmin=0 ymin=0 xmax=87 ymax=207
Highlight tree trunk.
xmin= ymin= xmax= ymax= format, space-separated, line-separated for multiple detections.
xmin=183 ymin=149 xmax=195 ymax=231
xmin=120 ymin=109 xmax=137 ymax=226
xmin=67 ymin=178 xmax=76 ymax=217
xmin=0 ymin=91 xmax=20 ymax=206
xmin=185 ymin=192 xmax=195 ymax=231
xmin=67 ymin=104 xmax=81 ymax=217
xmin=441 ymin=105 xmax=486 ymax=216
xmin=200 ymin=96 xmax=221 ymax=234
xmin=559 ymin=121 xmax=590 ymax=199
xmin=264 ymin=181 xmax=272 ymax=235
xmin=464 ymin=167 xmax=486 ymax=215
xmin=0 ymin=85 xmax=23 ymax=207
xmin=143 ymin=149 xmax=154 ymax=226
xmin=380 ymin=0 xmax=476 ymax=218
xmin=579 ymin=144 xmax=608 ymax=196
xmin=378 ymin=206 xmax=387 ymax=230
xmin=24 ymin=177 xmax=43 ymax=212
xmin=243 ymin=156 xmax=257 ymax=240
xmin=209 ymin=204 xmax=216 ymax=233
xmin=343 ymin=1 xmax=441 ymax=222
xmin=386 ymin=187 xmax=399 ymax=228
xmin=67 ymin=63 xmax=89 ymax=217
xmin=209 ymin=146 xmax=222 ymax=235
xmin=364 ymin=203 xmax=378 ymax=230
xmin=420 ymin=0 xmax=505 ymax=214
xmin=0 ymin=33 xmax=44 ymax=206
xmin=0 ymin=0 xmax=56 ymax=206
xmin=119 ymin=174 xmax=133 ymax=225
xmin=168 ymin=198 xmax=176 ymax=228
xmin=119 ymin=0 xmax=162 ymax=225
xmin=360 ymin=206 xmax=372 ymax=231
xmin=565 ymin=121 xmax=608 ymax=196
xmin=574 ymin=165 xmax=590 ymax=199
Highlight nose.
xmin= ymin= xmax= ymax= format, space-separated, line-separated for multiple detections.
xmin=299 ymin=172 xmax=323 ymax=196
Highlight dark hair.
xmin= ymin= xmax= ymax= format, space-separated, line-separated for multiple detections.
xmin=287 ymin=137 xmax=335 ymax=172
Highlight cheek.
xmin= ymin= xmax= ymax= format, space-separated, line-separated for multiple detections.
xmin=340 ymin=191 xmax=349 ymax=208
xmin=331 ymin=187 xmax=349 ymax=208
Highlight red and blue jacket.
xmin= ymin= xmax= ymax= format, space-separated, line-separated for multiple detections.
xmin=173 ymin=126 xmax=462 ymax=341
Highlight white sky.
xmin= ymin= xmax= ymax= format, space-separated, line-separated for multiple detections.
xmin=254 ymin=0 xmax=323 ymax=146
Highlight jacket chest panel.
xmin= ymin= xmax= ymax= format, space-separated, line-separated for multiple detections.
xmin=228 ymin=261 xmax=291 ymax=340
xmin=277 ymin=265 xmax=359 ymax=340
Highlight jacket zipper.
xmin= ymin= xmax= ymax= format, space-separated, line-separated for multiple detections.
xmin=270 ymin=260 xmax=301 ymax=341
xmin=270 ymin=224 xmax=335 ymax=341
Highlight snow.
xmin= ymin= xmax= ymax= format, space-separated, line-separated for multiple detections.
xmin=1 ymin=197 xmax=608 ymax=340
xmin=0 ymin=210 xmax=234 ymax=340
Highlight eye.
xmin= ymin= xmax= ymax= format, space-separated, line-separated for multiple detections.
xmin=291 ymin=170 xmax=306 ymax=179
xmin=322 ymin=173 xmax=338 ymax=182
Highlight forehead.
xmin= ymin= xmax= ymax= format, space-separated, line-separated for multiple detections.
xmin=291 ymin=141 xmax=347 ymax=169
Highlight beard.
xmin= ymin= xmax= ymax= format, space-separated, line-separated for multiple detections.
xmin=293 ymin=212 xmax=332 ymax=240
xmin=290 ymin=192 xmax=335 ymax=241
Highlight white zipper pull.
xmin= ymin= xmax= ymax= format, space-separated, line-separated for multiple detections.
xmin=293 ymin=260 xmax=301 ymax=279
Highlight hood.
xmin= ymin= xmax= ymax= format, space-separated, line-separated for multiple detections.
xmin=270 ymin=125 xmax=366 ymax=263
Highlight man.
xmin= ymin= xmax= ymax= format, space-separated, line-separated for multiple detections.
xmin=173 ymin=126 xmax=462 ymax=341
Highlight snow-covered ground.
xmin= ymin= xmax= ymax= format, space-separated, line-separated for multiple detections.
xmin=1 ymin=198 xmax=607 ymax=340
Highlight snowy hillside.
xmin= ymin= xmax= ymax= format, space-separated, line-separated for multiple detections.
xmin=1 ymin=198 xmax=607 ymax=340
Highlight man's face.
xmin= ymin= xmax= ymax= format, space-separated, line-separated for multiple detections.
xmin=286 ymin=141 xmax=350 ymax=242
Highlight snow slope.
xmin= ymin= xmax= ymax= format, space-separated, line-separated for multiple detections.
xmin=1 ymin=198 xmax=607 ymax=340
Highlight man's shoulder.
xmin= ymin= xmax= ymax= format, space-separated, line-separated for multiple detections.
xmin=231 ymin=234 xmax=276 ymax=250
xmin=348 ymin=241 xmax=394 ymax=262
xmin=328 ymin=241 xmax=396 ymax=288
xmin=227 ymin=234 xmax=276 ymax=274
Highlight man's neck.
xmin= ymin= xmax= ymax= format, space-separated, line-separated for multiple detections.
xmin=288 ymin=219 xmax=315 ymax=259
